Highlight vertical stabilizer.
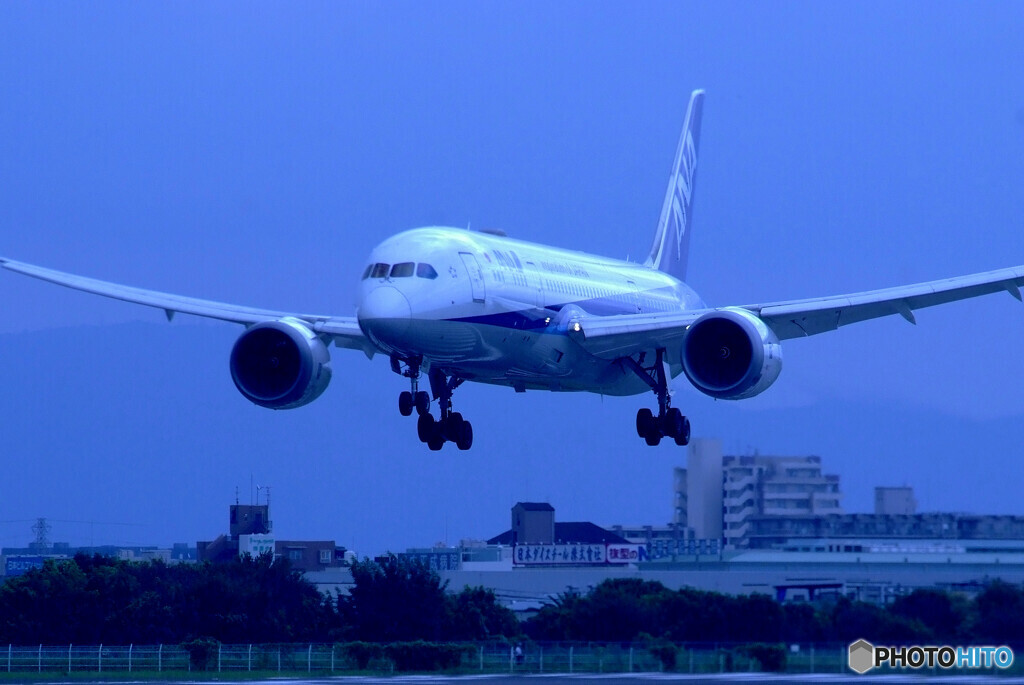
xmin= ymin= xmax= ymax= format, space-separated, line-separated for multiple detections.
xmin=646 ymin=89 xmax=704 ymax=281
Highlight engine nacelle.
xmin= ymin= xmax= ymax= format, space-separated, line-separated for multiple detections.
xmin=681 ymin=307 xmax=782 ymax=400
xmin=229 ymin=318 xmax=332 ymax=410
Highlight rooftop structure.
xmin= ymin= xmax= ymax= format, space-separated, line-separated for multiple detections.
xmin=198 ymin=502 xmax=346 ymax=573
xmin=875 ymin=486 xmax=917 ymax=515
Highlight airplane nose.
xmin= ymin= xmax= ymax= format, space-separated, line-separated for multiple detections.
xmin=358 ymin=285 xmax=411 ymax=342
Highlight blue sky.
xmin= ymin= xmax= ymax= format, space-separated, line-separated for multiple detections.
xmin=1 ymin=3 xmax=1023 ymax=554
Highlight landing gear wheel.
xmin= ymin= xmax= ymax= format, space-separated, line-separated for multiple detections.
xmin=445 ymin=412 xmax=465 ymax=442
xmin=636 ymin=408 xmax=654 ymax=438
xmin=414 ymin=391 xmax=431 ymax=416
xmin=417 ymin=414 xmax=435 ymax=443
xmin=456 ymin=421 xmax=473 ymax=451
xmin=398 ymin=391 xmax=414 ymax=416
xmin=427 ymin=433 xmax=445 ymax=451
xmin=674 ymin=416 xmax=691 ymax=446
xmin=663 ymin=407 xmax=684 ymax=438
xmin=644 ymin=431 xmax=662 ymax=446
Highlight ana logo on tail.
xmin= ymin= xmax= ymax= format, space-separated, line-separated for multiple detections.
xmin=647 ymin=89 xmax=703 ymax=281
xmin=671 ymin=130 xmax=698 ymax=260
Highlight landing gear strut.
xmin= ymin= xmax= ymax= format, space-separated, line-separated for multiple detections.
xmin=394 ymin=355 xmax=430 ymax=417
xmin=624 ymin=348 xmax=690 ymax=447
xmin=392 ymin=356 xmax=473 ymax=451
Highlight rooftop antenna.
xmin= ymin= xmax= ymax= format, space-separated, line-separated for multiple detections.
xmin=235 ymin=486 xmax=239 ymax=505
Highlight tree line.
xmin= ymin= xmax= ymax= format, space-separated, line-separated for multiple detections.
xmin=1 ymin=552 xmax=1023 ymax=646
xmin=524 ymin=578 xmax=1024 ymax=646
xmin=0 ymin=553 xmax=514 ymax=645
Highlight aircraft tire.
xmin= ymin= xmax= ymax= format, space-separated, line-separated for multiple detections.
xmin=427 ymin=434 xmax=445 ymax=451
xmin=446 ymin=412 xmax=465 ymax=441
xmin=414 ymin=391 xmax=431 ymax=415
xmin=674 ymin=417 xmax=691 ymax=446
xmin=398 ymin=391 xmax=414 ymax=416
xmin=644 ymin=431 xmax=662 ymax=446
xmin=663 ymin=407 xmax=684 ymax=438
xmin=636 ymin=408 xmax=654 ymax=438
xmin=456 ymin=421 xmax=473 ymax=451
xmin=417 ymin=414 xmax=435 ymax=442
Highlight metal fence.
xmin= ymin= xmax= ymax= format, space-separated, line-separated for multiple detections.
xmin=0 ymin=642 xmax=1017 ymax=675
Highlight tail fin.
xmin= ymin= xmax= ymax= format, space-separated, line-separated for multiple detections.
xmin=646 ymin=89 xmax=704 ymax=281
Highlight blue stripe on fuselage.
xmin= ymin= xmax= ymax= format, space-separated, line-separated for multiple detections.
xmin=447 ymin=289 xmax=680 ymax=331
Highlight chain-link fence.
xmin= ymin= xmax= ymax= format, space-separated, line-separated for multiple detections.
xmin=0 ymin=641 xmax=1018 ymax=675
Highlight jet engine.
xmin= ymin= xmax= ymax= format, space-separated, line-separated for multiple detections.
xmin=229 ymin=318 xmax=332 ymax=409
xmin=681 ymin=307 xmax=782 ymax=400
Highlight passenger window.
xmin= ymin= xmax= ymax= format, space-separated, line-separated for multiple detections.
xmin=391 ymin=262 xmax=415 ymax=278
xmin=370 ymin=263 xmax=390 ymax=279
xmin=361 ymin=265 xmax=373 ymax=280
xmin=417 ymin=263 xmax=439 ymax=279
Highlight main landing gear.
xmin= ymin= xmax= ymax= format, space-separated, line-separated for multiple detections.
xmin=624 ymin=348 xmax=690 ymax=447
xmin=392 ymin=356 xmax=473 ymax=451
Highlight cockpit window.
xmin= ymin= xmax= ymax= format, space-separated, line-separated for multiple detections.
xmin=361 ymin=264 xmax=373 ymax=280
xmin=417 ymin=263 xmax=439 ymax=279
xmin=369 ymin=263 xmax=390 ymax=279
xmin=390 ymin=262 xmax=415 ymax=278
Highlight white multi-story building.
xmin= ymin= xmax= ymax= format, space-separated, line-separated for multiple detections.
xmin=675 ymin=439 xmax=844 ymax=549
xmin=721 ymin=453 xmax=843 ymax=548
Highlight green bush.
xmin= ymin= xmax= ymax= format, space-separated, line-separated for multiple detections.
xmin=740 ymin=643 xmax=787 ymax=672
xmin=384 ymin=641 xmax=474 ymax=671
xmin=180 ymin=637 xmax=219 ymax=671
xmin=642 ymin=636 xmax=677 ymax=671
xmin=341 ymin=641 xmax=385 ymax=670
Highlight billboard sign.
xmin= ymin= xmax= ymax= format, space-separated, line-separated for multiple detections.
xmin=4 ymin=556 xmax=54 ymax=577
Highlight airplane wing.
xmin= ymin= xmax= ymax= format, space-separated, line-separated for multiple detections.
xmin=0 ymin=257 xmax=376 ymax=356
xmin=746 ymin=265 xmax=1024 ymax=339
xmin=570 ymin=265 xmax=1024 ymax=359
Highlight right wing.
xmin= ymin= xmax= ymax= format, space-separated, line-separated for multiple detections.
xmin=0 ymin=257 xmax=377 ymax=357
xmin=569 ymin=264 xmax=1024 ymax=359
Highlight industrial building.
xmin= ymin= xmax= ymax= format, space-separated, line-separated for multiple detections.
xmin=301 ymin=495 xmax=1024 ymax=611
xmin=309 ymin=440 xmax=1024 ymax=610
xmin=197 ymin=502 xmax=350 ymax=573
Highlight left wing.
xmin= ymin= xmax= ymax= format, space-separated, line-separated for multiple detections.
xmin=748 ymin=265 xmax=1024 ymax=340
xmin=569 ymin=264 xmax=1024 ymax=359
xmin=0 ymin=257 xmax=376 ymax=356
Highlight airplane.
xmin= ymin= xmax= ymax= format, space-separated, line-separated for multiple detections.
xmin=3 ymin=89 xmax=1024 ymax=451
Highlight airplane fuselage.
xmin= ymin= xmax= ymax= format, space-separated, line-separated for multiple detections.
xmin=356 ymin=227 xmax=706 ymax=396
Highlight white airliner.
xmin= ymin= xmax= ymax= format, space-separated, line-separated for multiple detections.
xmin=3 ymin=90 xmax=1023 ymax=451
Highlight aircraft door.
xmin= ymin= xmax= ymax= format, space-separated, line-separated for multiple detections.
xmin=459 ymin=252 xmax=486 ymax=303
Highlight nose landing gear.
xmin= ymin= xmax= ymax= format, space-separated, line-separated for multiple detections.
xmin=398 ymin=389 xmax=430 ymax=417
xmin=392 ymin=356 xmax=473 ymax=450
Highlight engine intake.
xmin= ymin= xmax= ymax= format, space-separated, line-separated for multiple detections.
xmin=229 ymin=318 xmax=332 ymax=409
xmin=681 ymin=308 xmax=782 ymax=400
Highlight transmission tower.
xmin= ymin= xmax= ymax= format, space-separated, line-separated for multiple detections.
xmin=31 ymin=517 xmax=51 ymax=549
